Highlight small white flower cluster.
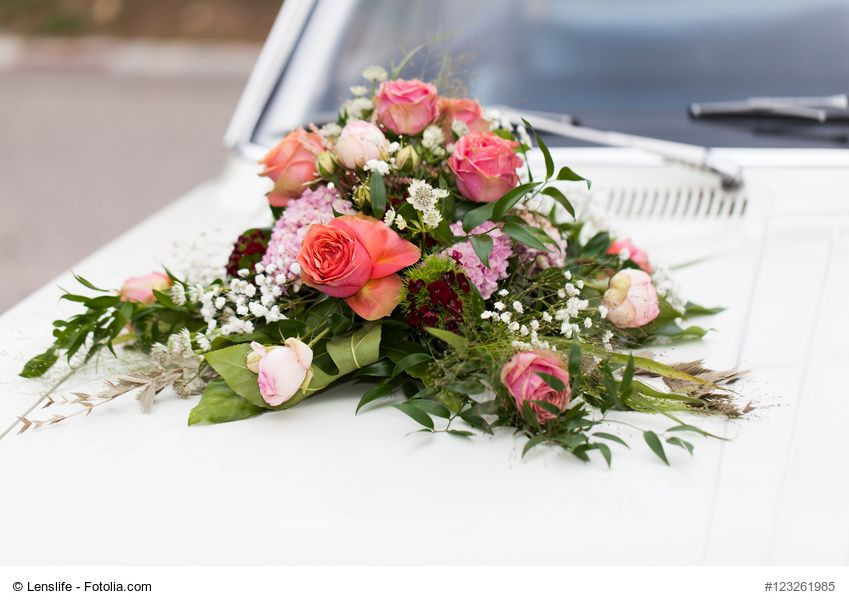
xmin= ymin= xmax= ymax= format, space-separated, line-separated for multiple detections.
xmin=151 ymin=328 xmax=200 ymax=365
xmin=407 ymin=179 xmax=448 ymax=229
xmin=382 ymin=207 xmax=407 ymax=231
xmin=421 ymin=125 xmax=447 ymax=156
xmin=342 ymin=97 xmax=374 ymax=120
xmin=482 ymin=108 xmax=513 ymax=131
xmin=318 ymin=122 xmax=342 ymax=144
xmin=480 ymin=289 xmax=555 ymax=351
xmin=362 ymin=65 xmax=388 ymax=82
xmin=551 ymin=270 xmax=592 ymax=339
xmin=189 ymin=263 xmax=289 ymax=345
xmin=364 ymin=158 xmax=390 ymax=175
xmin=515 ymin=122 xmax=533 ymax=149
xmin=652 ymin=264 xmax=687 ymax=314
xmin=451 ymin=119 xmax=469 ymax=138
xmin=165 ymin=229 xmax=232 ymax=286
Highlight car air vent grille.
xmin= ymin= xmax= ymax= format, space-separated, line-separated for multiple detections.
xmin=591 ymin=187 xmax=748 ymax=220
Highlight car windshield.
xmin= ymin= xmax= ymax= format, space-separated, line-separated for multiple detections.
xmin=253 ymin=0 xmax=849 ymax=148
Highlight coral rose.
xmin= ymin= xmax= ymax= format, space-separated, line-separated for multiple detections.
xmin=248 ymin=339 xmax=313 ymax=407
xmin=375 ymin=79 xmax=439 ymax=135
xmin=438 ymin=97 xmax=489 ymax=140
xmin=501 ymin=350 xmax=571 ymax=423
xmin=603 ymin=269 xmax=660 ymax=328
xmin=448 ymin=131 xmax=523 ymax=202
xmin=607 ymin=239 xmax=653 ymax=273
xmin=334 ymin=120 xmax=388 ymax=169
xmin=296 ymin=213 xmax=421 ymax=320
xmin=119 ymin=271 xmax=172 ymax=304
xmin=260 ymin=128 xmax=323 ymax=207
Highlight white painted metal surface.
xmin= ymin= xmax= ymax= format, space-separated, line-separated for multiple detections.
xmin=1 ymin=149 xmax=847 ymax=565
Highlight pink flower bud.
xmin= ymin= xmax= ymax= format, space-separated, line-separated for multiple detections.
xmin=500 ymin=350 xmax=571 ymax=423
xmin=119 ymin=271 xmax=172 ymax=304
xmin=607 ymin=239 xmax=653 ymax=273
xmin=602 ymin=269 xmax=660 ymax=328
xmin=334 ymin=120 xmax=388 ymax=169
xmin=250 ymin=339 xmax=314 ymax=407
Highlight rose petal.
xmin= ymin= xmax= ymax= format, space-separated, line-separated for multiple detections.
xmin=344 ymin=274 xmax=403 ymax=320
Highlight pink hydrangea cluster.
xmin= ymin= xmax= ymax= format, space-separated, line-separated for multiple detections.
xmin=516 ymin=211 xmax=567 ymax=270
xmin=443 ymin=220 xmax=513 ymax=299
xmin=261 ymin=186 xmax=352 ymax=283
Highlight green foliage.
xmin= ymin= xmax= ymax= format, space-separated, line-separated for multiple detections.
xmin=369 ymin=171 xmax=387 ymax=219
xmin=188 ymin=381 xmax=266 ymax=426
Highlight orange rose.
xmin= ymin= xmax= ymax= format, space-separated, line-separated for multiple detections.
xmin=296 ymin=214 xmax=421 ymax=320
xmin=438 ymin=97 xmax=490 ymax=140
xmin=260 ymin=128 xmax=323 ymax=207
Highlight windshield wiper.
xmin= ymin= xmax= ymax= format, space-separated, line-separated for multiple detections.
xmin=492 ymin=106 xmax=744 ymax=191
xmin=689 ymin=94 xmax=849 ymax=123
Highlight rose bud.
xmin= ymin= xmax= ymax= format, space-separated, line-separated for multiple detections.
xmin=248 ymin=339 xmax=314 ymax=407
xmin=119 ymin=271 xmax=172 ymax=304
xmin=501 ymin=350 xmax=571 ymax=423
xmin=296 ymin=213 xmax=421 ymax=320
xmin=602 ymin=268 xmax=660 ymax=328
xmin=334 ymin=120 xmax=388 ymax=169
xmin=448 ymin=131 xmax=523 ymax=202
xmin=607 ymin=239 xmax=653 ymax=273
xmin=315 ymin=150 xmax=337 ymax=178
xmin=260 ymin=128 xmax=323 ymax=207
xmin=437 ymin=97 xmax=490 ymax=141
xmin=394 ymin=145 xmax=419 ymax=171
xmin=375 ymin=78 xmax=439 ymax=135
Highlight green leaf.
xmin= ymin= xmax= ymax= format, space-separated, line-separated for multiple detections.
xmin=405 ymin=398 xmax=451 ymax=418
xmin=593 ymin=442 xmax=613 ymax=467
xmin=369 ymin=171 xmax=387 ymax=219
xmin=356 ymin=381 xmax=397 ymax=413
xmin=522 ymin=435 xmax=546 ymax=457
xmin=73 ymin=273 xmax=109 ymax=292
xmin=536 ymin=371 xmax=565 ymax=392
xmin=556 ymin=166 xmax=591 ymax=189
xmin=568 ymin=344 xmax=582 ymax=391
xmin=491 ymin=128 xmax=515 ymax=141
xmin=470 ymin=234 xmax=493 ymax=268
xmin=643 ymin=431 xmax=670 ymax=465
xmin=393 ymin=403 xmax=434 ymax=429
xmin=423 ymin=327 xmax=468 ymax=351
xmin=19 ymin=347 xmax=59 ymax=378
xmin=620 ymin=354 xmax=635 ymax=402
xmin=461 ymin=203 xmax=495 ymax=233
xmin=666 ymin=423 xmax=710 ymax=437
xmin=152 ymin=289 xmax=180 ymax=310
xmin=667 ymin=436 xmax=695 ymax=455
xmin=188 ymin=380 xmax=265 ymax=425
xmin=522 ymin=119 xmax=554 ymax=179
xmin=581 ymin=232 xmax=612 ymax=257
xmin=491 ymin=181 xmax=540 ymax=220
xmin=390 ymin=352 xmax=433 ymax=379
xmin=502 ymin=221 xmax=549 ymax=251
xmin=204 ymin=343 xmax=265 ymax=407
xmin=447 ymin=429 xmax=474 ymax=438
xmin=593 ymin=432 xmax=630 ymax=448
xmin=325 ymin=322 xmax=382 ymax=377
xmin=541 ymin=186 xmax=575 ymax=218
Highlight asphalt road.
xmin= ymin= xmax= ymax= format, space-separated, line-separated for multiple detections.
xmin=0 ymin=65 xmax=252 ymax=312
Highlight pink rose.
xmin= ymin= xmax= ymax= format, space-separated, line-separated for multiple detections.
xmin=501 ymin=350 xmax=571 ymax=423
xmin=603 ymin=269 xmax=660 ymax=328
xmin=249 ymin=339 xmax=313 ymax=407
xmin=438 ymin=97 xmax=489 ymax=140
xmin=119 ymin=271 xmax=172 ymax=304
xmin=448 ymin=131 xmax=523 ymax=202
xmin=607 ymin=239 xmax=653 ymax=273
xmin=375 ymin=78 xmax=439 ymax=135
xmin=260 ymin=128 xmax=323 ymax=207
xmin=296 ymin=213 xmax=421 ymax=320
xmin=334 ymin=120 xmax=388 ymax=169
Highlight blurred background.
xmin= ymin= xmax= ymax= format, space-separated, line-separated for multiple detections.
xmin=0 ymin=1 xmax=281 ymax=312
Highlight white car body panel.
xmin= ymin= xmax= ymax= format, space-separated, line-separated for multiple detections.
xmin=1 ymin=0 xmax=848 ymax=564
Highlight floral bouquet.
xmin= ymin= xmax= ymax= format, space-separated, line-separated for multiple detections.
xmin=20 ymin=64 xmax=746 ymax=465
